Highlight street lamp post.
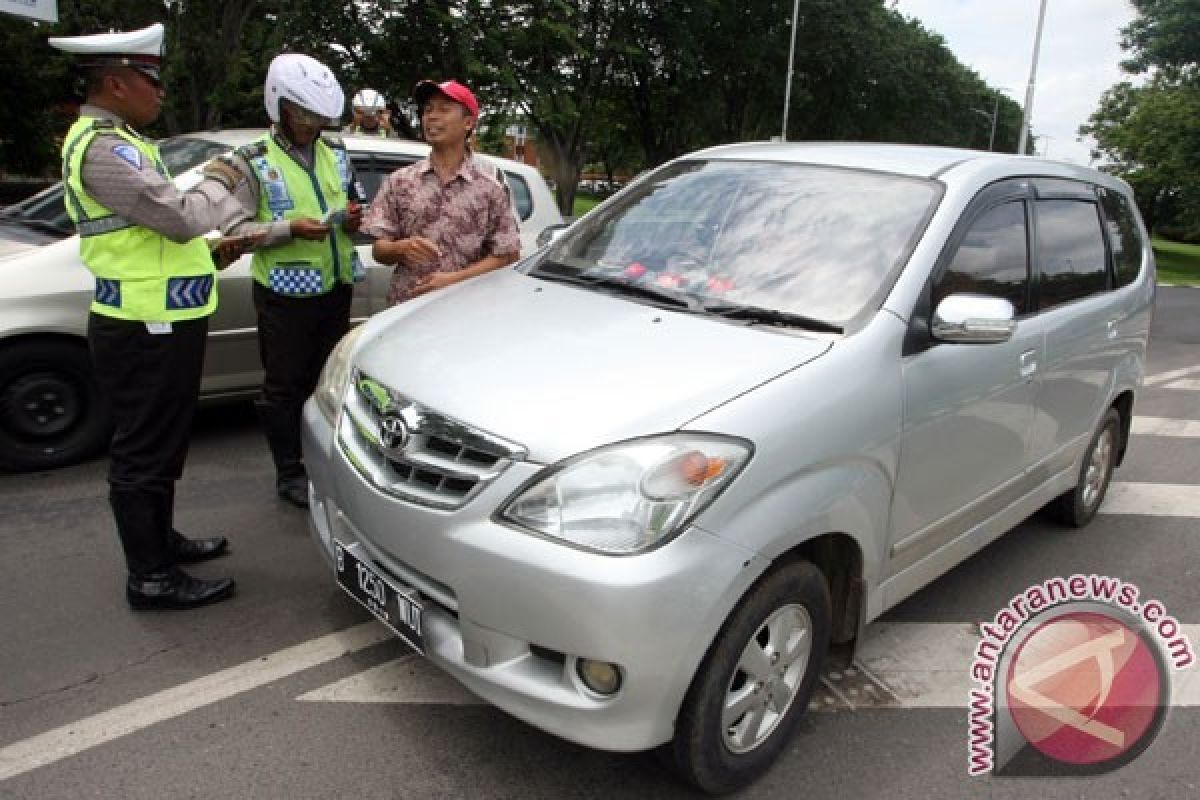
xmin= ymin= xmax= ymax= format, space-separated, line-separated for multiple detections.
xmin=970 ymin=87 xmax=1010 ymax=151
xmin=1018 ymin=0 xmax=1049 ymax=155
xmin=781 ymin=0 xmax=801 ymax=141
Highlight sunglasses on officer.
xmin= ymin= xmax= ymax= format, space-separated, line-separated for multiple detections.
xmin=281 ymin=99 xmax=329 ymax=128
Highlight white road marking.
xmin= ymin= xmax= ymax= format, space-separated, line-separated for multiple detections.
xmin=296 ymin=654 xmax=480 ymax=705
xmin=1101 ymin=483 xmax=1200 ymax=518
xmin=1165 ymin=379 xmax=1200 ymax=391
xmin=0 ymin=622 xmax=390 ymax=783
xmin=1132 ymin=416 xmax=1200 ymax=438
xmin=856 ymin=622 xmax=1200 ymax=709
xmin=1144 ymin=365 xmax=1200 ymax=387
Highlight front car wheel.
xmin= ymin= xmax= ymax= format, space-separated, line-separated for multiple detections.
xmin=666 ymin=559 xmax=831 ymax=794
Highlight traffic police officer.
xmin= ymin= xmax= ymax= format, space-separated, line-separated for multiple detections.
xmin=343 ymin=88 xmax=394 ymax=137
xmin=201 ymin=54 xmax=365 ymax=507
xmin=50 ymin=24 xmax=246 ymax=610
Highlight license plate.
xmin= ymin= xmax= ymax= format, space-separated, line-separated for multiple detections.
xmin=334 ymin=540 xmax=423 ymax=653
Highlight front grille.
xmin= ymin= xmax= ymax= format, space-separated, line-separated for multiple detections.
xmin=337 ymin=369 xmax=526 ymax=509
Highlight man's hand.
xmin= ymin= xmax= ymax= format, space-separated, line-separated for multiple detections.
xmin=290 ymin=217 xmax=331 ymax=241
xmin=342 ymin=201 xmax=363 ymax=234
xmin=409 ymin=270 xmax=459 ymax=298
xmin=212 ymin=232 xmax=265 ymax=269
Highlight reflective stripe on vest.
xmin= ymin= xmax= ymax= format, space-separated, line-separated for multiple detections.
xmin=247 ymin=134 xmax=356 ymax=296
xmin=61 ymin=116 xmax=217 ymax=322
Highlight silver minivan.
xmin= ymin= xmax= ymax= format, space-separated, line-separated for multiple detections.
xmin=301 ymin=143 xmax=1154 ymax=793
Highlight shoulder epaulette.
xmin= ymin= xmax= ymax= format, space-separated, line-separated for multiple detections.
xmin=235 ymin=141 xmax=269 ymax=160
xmin=89 ymin=119 xmax=116 ymax=132
xmin=320 ymin=133 xmax=347 ymax=150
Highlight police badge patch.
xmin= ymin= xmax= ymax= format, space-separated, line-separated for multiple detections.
xmin=111 ymin=144 xmax=142 ymax=170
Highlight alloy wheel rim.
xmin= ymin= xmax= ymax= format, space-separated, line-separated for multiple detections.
xmin=722 ymin=603 xmax=812 ymax=754
xmin=1081 ymin=425 xmax=1114 ymax=510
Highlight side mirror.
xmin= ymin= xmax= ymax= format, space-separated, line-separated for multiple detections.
xmin=536 ymin=223 xmax=569 ymax=249
xmin=931 ymin=293 xmax=1017 ymax=344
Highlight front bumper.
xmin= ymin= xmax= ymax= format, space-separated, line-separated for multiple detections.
xmin=302 ymin=399 xmax=763 ymax=752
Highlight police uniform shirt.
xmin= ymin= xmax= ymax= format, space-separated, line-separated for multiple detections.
xmin=77 ymin=104 xmax=247 ymax=241
xmin=201 ymin=128 xmax=367 ymax=246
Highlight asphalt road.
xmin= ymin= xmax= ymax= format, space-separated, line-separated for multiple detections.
xmin=1 ymin=286 xmax=1198 ymax=800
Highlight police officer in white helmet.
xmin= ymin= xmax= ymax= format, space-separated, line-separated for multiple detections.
xmin=344 ymin=88 xmax=393 ymax=137
xmin=48 ymin=23 xmax=248 ymax=610
xmin=199 ymin=53 xmax=366 ymax=507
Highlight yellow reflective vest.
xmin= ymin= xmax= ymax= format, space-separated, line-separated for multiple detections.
xmin=239 ymin=133 xmax=358 ymax=296
xmin=61 ymin=116 xmax=216 ymax=322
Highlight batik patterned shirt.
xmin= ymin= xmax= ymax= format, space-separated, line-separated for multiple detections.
xmin=363 ymin=154 xmax=520 ymax=305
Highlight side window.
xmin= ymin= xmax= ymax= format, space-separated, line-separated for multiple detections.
xmin=934 ymin=200 xmax=1029 ymax=314
xmin=1098 ymin=188 xmax=1145 ymax=288
xmin=1035 ymin=199 xmax=1108 ymax=309
xmin=503 ymin=171 xmax=533 ymax=220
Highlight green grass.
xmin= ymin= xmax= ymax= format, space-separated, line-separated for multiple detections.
xmin=1153 ymin=237 xmax=1200 ymax=285
xmin=572 ymin=192 xmax=601 ymax=218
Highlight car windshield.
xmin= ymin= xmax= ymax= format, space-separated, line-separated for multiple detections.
xmin=1 ymin=135 xmax=231 ymax=235
xmin=530 ymin=160 xmax=940 ymax=327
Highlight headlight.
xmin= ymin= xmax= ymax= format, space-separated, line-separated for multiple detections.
xmin=314 ymin=324 xmax=366 ymax=424
xmin=500 ymin=434 xmax=751 ymax=554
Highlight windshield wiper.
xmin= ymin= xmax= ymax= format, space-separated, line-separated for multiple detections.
xmin=699 ymin=302 xmax=843 ymax=334
xmin=529 ymin=264 xmax=699 ymax=311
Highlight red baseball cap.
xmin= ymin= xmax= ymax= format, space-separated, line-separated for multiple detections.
xmin=413 ymin=79 xmax=480 ymax=117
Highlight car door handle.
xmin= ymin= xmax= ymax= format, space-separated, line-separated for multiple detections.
xmin=1019 ymin=349 xmax=1038 ymax=378
xmin=1107 ymin=319 xmax=1119 ymax=340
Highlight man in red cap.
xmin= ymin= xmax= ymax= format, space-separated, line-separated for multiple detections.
xmin=364 ymin=79 xmax=519 ymax=305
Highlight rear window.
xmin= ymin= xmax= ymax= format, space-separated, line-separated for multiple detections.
xmin=1098 ymin=188 xmax=1145 ymax=288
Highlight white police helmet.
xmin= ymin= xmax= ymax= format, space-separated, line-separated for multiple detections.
xmin=352 ymin=88 xmax=387 ymax=112
xmin=264 ymin=53 xmax=344 ymax=124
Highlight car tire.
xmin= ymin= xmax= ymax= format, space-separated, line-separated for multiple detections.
xmin=1051 ymin=407 xmax=1121 ymax=528
xmin=665 ymin=560 xmax=831 ymax=794
xmin=0 ymin=340 xmax=110 ymax=472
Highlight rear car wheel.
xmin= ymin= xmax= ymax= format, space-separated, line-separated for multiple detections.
xmin=666 ymin=560 xmax=831 ymax=794
xmin=0 ymin=340 xmax=110 ymax=472
xmin=1051 ymin=407 xmax=1121 ymax=527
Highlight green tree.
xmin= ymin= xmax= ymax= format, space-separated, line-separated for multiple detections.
xmin=1084 ymin=0 xmax=1200 ymax=238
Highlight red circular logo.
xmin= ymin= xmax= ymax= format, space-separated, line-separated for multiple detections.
xmin=1006 ymin=611 xmax=1164 ymax=766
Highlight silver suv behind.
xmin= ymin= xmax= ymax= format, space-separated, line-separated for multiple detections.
xmin=301 ymin=143 xmax=1154 ymax=793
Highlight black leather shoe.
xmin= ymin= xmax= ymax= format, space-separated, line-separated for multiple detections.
xmin=277 ymin=475 xmax=309 ymax=508
xmin=126 ymin=568 xmax=236 ymax=611
xmin=169 ymin=530 xmax=229 ymax=563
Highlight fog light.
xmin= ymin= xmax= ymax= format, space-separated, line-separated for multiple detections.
xmin=577 ymin=658 xmax=622 ymax=695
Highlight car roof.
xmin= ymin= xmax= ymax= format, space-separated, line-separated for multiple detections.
xmin=174 ymin=129 xmax=540 ymax=177
xmin=687 ymin=141 xmax=1126 ymax=191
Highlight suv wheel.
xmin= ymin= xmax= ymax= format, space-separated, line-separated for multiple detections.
xmin=665 ymin=560 xmax=831 ymax=794
xmin=0 ymin=340 xmax=110 ymax=472
xmin=1051 ymin=407 xmax=1121 ymax=527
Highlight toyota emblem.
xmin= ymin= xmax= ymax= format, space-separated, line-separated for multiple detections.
xmin=379 ymin=413 xmax=410 ymax=454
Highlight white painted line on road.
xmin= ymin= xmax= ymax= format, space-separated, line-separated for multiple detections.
xmin=1101 ymin=482 xmax=1200 ymax=518
xmin=296 ymin=654 xmax=480 ymax=705
xmin=1165 ymin=379 xmax=1200 ymax=391
xmin=0 ymin=622 xmax=390 ymax=783
xmin=857 ymin=622 xmax=1200 ymax=709
xmin=1133 ymin=416 xmax=1200 ymax=438
xmin=1144 ymin=365 xmax=1200 ymax=387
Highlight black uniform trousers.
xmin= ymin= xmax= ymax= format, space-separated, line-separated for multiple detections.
xmin=87 ymin=313 xmax=208 ymax=577
xmin=252 ymin=281 xmax=352 ymax=478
